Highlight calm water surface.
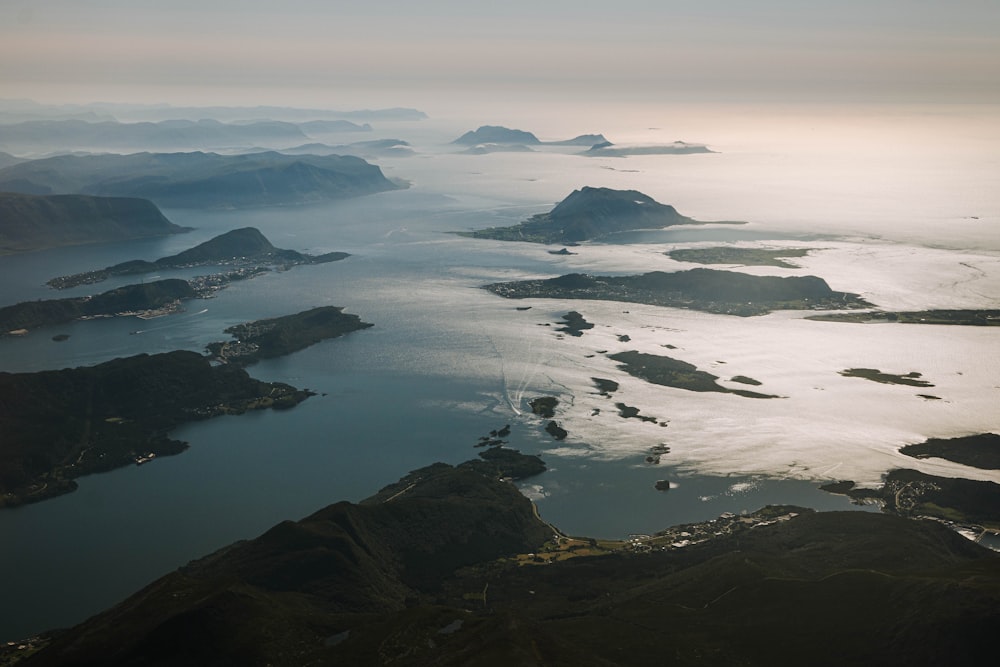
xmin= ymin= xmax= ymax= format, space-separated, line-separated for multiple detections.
xmin=3 ymin=103 xmax=998 ymax=640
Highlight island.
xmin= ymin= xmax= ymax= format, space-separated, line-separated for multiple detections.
xmin=839 ymin=368 xmax=934 ymax=387
xmin=451 ymin=126 xmax=609 ymax=148
xmin=668 ymin=246 xmax=811 ymax=268
xmin=457 ymin=186 xmax=745 ymax=244
xmin=206 ymin=306 xmax=373 ymax=366
xmin=0 ymin=278 xmax=197 ymax=334
xmin=0 ymin=192 xmax=189 ymax=255
xmin=0 ymin=151 xmax=401 ymax=208
xmin=806 ymin=309 xmax=1000 ymax=325
xmin=15 ymin=461 xmax=1000 ymax=666
xmin=0 ymin=350 xmax=314 ymax=509
xmin=452 ymin=125 xmax=541 ymax=145
xmin=899 ymin=433 xmax=1000 ymax=470
xmin=582 ymin=140 xmax=715 ymax=157
xmin=484 ymin=268 xmax=873 ymax=316
xmin=609 ymin=350 xmax=779 ymax=398
xmin=47 ymin=226 xmax=348 ymax=289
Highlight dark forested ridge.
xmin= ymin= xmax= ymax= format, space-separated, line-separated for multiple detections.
xmin=12 ymin=463 xmax=1000 ymax=667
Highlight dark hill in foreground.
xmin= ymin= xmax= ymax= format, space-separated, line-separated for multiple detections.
xmin=458 ymin=186 xmax=744 ymax=243
xmin=0 ymin=192 xmax=188 ymax=254
xmin=14 ymin=462 xmax=1000 ymax=666
xmin=0 ymin=151 xmax=401 ymax=208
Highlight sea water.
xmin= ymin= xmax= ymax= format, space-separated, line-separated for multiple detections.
xmin=1 ymin=102 xmax=998 ymax=640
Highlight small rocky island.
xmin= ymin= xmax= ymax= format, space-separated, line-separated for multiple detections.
xmin=206 ymin=306 xmax=373 ymax=366
xmin=457 ymin=186 xmax=745 ymax=244
xmin=485 ymin=268 xmax=872 ymax=316
xmin=0 ymin=350 xmax=314 ymax=508
xmin=47 ymin=226 xmax=348 ymax=290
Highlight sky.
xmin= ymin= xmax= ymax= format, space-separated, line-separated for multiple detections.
xmin=2 ymin=0 xmax=999 ymax=110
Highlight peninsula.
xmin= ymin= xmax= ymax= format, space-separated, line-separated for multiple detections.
xmin=0 ymin=350 xmax=313 ymax=509
xmin=206 ymin=306 xmax=373 ymax=366
xmin=47 ymin=226 xmax=348 ymax=289
xmin=15 ymin=461 xmax=1000 ymax=666
xmin=899 ymin=433 xmax=1000 ymax=470
xmin=0 ymin=192 xmax=189 ymax=255
xmin=485 ymin=268 xmax=872 ymax=316
xmin=821 ymin=468 xmax=1000 ymax=530
xmin=0 ymin=278 xmax=197 ymax=334
xmin=458 ymin=187 xmax=745 ymax=244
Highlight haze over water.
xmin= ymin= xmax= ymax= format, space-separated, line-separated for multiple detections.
xmin=1 ymin=98 xmax=998 ymax=640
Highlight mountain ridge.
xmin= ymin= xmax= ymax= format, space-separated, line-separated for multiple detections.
xmin=0 ymin=191 xmax=189 ymax=255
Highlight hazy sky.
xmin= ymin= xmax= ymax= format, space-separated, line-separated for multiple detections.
xmin=2 ymin=0 xmax=998 ymax=109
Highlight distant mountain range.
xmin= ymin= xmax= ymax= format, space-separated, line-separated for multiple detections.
xmin=0 ymin=151 xmax=402 ymax=208
xmin=0 ymin=119 xmax=313 ymax=153
xmin=0 ymin=99 xmax=427 ymax=123
xmin=0 ymin=191 xmax=188 ymax=254
xmin=277 ymin=139 xmax=414 ymax=158
xmin=458 ymin=186 xmax=744 ymax=243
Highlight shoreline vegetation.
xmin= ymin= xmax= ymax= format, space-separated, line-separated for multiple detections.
xmin=485 ymin=268 xmax=872 ymax=316
xmin=0 ymin=307 xmax=372 ymax=509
